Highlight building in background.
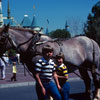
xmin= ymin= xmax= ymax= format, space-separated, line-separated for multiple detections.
xmin=65 ymin=20 xmax=69 ymax=32
xmin=31 ymin=14 xmax=41 ymax=33
xmin=20 ymin=15 xmax=31 ymax=28
xmin=0 ymin=0 xmax=18 ymax=27
xmin=0 ymin=0 xmax=4 ymax=27
xmin=0 ymin=0 xmax=68 ymax=34
xmin=0 ymin=0 xmax=43 ymax=33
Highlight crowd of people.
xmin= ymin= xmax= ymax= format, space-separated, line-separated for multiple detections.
xmin=0 ymin=53 xmax=20 ymax=81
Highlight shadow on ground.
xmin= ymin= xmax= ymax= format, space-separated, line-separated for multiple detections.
xmin=70 ymin=92 xmax=89 ymax=100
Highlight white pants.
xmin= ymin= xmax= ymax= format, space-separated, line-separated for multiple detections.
xmin=0 ymin=66 xmax=6 ymax=79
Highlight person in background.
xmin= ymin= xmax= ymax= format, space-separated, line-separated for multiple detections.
xmin=55 ymin=53 xmax=70 ymax=100
xmin=0 ymin=54 xmax=8 ymax=80
xmin=11 ymin=62 xmax=17 ymax=81
xmin=16 ymin=53 xmax=20 ymax=64
xmin=35 ymin=45 xmax=61 ymax=100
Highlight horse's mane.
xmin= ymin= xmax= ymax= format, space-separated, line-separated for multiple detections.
xmin=0 ymin=26 xmax=79 ymax=42
xmin=10 ymin=27 xmax=35 ymax=34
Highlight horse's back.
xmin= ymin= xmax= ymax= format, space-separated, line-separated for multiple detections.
xmin=61 ymin=36 xmax=100 ymax=69
xmin=75 ymin=36 xmax=100 ymax=64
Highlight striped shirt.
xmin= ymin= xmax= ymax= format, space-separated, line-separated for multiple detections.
xmin=35 ymin=57 xmax=55 ymax=82
xmin=56 ymin=63 xmax=68 ymax=85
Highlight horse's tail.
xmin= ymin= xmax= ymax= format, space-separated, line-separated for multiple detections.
xmin=98 ymin=48 xmax=100 ymax=71
xmin=91 ymin=39 xmax=100 ymax=71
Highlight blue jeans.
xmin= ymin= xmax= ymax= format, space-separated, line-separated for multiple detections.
xmin=36 ymin=81 xmax=61 ymax=100
xmin=61 ymin=82 xmax=70 ymax=100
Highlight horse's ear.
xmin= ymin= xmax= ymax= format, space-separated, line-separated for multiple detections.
xmin=2 ymin=24 xmax=9 ymax=33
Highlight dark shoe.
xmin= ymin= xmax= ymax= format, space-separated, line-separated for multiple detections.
xmin=1 ymin=78 xmax=5 ymax=80
xmin=11 ymin=78 xmax=13 ymax=81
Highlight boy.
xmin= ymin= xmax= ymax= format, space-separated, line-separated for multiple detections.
xmin=35 ymin=45 xmax=61 ymax=100
xmin=55 ymin=53 xmax=70 ymax=100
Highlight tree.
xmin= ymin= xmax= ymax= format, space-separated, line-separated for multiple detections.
xmin=84 ymin=1 xmax=100 ymax=45
xmin=67 ymin=17 xmax=84 ymax=37
xmin=48 ymin=29 xmax=71 ymax=39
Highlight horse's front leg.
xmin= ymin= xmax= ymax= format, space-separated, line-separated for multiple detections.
xmin=79 ymin=68 xmax=91 ymax=100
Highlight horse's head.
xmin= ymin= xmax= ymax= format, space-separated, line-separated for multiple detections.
xmin=0 ymin=24 xmax=15 ymax=56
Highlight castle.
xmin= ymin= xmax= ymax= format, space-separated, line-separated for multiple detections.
xmin=0 ymin=0 xmax=43 ymax=33
xmin=0 ymin=0 xmax=69 ymax=34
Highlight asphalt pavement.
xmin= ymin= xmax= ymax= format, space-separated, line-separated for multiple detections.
xmin=0 ymin=79 xmax=89 ymax=100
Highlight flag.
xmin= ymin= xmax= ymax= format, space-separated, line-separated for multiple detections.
xmin=46 ymin=27 xmax=49 ymax=35
xmin=47 ymin=19 xmax=49 ymax=24
xmin=33 ymin=5 xmax=35 ymax=10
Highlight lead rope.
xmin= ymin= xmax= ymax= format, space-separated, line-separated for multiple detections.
xmin=22 ymin=63 xmax=33 ymax=77
xmin=56 ymin=40 xmax=63 ymax=54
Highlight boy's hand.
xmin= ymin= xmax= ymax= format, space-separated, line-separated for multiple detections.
xmin=57 ymin=85 xmax=62 ymax=92
xmin=41 ymin=87 xmax=46 ymax=96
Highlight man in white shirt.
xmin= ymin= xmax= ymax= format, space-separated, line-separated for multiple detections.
xmin=0 ymin=55 xmax=8 ymax=80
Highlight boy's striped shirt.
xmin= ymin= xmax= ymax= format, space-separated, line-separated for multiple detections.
xmin=56 ymin=63 xmax=68 ymax=78
xmin=35 ymin=57 xmax=55 ymax=82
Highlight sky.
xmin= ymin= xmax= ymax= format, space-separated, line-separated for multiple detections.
xmin=2 ymin=0 xmax=100 ymax=34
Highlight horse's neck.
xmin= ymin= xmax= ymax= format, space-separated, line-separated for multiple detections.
xmin=9 ymin=29 xmax=34 ymax=52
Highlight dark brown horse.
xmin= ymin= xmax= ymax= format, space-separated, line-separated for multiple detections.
xmin=0 ymin=25 xmax=100 ymax=100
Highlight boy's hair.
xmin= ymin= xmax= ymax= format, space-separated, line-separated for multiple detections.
xmin=56 ymin=53 xmax=64 ymax=60
xmin=42 ymin=45 xmax=53 ymax=54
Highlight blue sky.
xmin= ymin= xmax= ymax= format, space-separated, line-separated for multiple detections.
xmin=2 ymin=0 xmax=99 ymax=33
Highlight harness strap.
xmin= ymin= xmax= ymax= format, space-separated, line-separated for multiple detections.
xmin=22 ymin=63 xmax=33 ymax=77
xmin=56 ymin=40 xmax=63 ymax=53
xmin=35 ymin=38 xmax=63 ymax=54
xmin=26 ymin=34 xmax=41 ymax=52
xmin=8 ymin=34 xmax=17 ymax=50
xmin=16 ymin=36 xmax=34 ymax=51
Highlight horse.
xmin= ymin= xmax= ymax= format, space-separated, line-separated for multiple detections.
xmin=0 ymin=25 xmax=100 ymax=100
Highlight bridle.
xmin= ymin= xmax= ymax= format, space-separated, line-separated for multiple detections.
xmin=0 ymin=29 xmax=42 ymax=56
xmin=0 ymin=32 xmax=13 ymax=56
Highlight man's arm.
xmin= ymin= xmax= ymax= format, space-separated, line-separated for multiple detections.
xmin=35 ymin=73 xmax=46 ymax=96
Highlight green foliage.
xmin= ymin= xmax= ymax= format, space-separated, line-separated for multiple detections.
xmin=48 ymin=29 xmax=71 ymax=39
xmin=84 ymin=1 xmax=100 ymax=45
xmin=8 ymin=49 xmax=16 ymax=57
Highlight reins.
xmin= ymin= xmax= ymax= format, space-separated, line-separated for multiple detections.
xmin=16 ymin=36 xmax=34 ymax=51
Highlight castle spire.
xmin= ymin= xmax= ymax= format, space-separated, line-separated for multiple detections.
xmin=65 ymin=20 xmax=69 ymax=31
xmin=0 ymin=0 xmax=4 ymax=27
xmin=7 ymin=0 xmax=11 ymax=19
xmin=31 ymin=5 xmax=38 ymax=29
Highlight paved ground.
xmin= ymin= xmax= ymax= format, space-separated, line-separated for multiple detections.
xmin=0 ymin=63 xmax=82 ymax=88
xmin=1 ymin=64 xmax=99 ymax=100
